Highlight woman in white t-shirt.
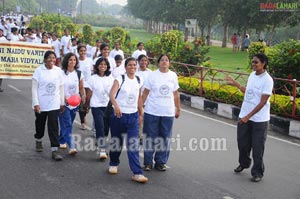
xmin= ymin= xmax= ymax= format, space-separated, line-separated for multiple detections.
xmin=142 ymin=54 xmax=181 ymax=172
xmin=132 ymin=42 xmax=147 ymax=60
xmin=32 ymin=51 xmax=64 ymax=161
xmin=59 ymin=53 xmax=85 ymax=155
xmin=94 ymin=43 xmax=116 ymax=72
xmin=77 ymin=45 xmax=94 ymax=130
xmin=85 ymin=57 xmax=114 ymax=160
xmin=135 ymin=54 xmax=152 ymax=142
xmin=108 ymin=57 xmax=148 ymax=183
xmin=8 ymin=27 xmax=25 ymax=42
xmin=225 ymin=53 xmax=273 ymax=182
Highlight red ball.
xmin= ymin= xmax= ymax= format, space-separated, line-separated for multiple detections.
xmin=67 ymin=95 xmax=81 ymax=107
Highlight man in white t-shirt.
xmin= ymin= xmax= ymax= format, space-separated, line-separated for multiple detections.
xmin=109 ymin=42 xmax=124 ymax=59
xmin=52 ymin=33 xmax=61 ymax=66
xmin=60 ymin=28 xmax=71 ymax=57
xmin=132 ymin=42 xmax=147 ymax=60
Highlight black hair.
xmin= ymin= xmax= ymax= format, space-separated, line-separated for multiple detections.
xmin=137 ymin=42 xmax=144 ymax=48
xmin=71 ymin=38 xmax=77 ymax=42
xmin=11 ymin=27 xmax=18 ymax=33
xmin=77 ymin=40 xmax=82 ymax=45
xmin=43 ymin=50 xmax=56 ymax=60
xmin=100 ymin=43 xmax=109 ymax=51
xmin=114 ymin=54 xmax=123 ymax=61
xmin=77 ymin=45 xmax=86 ymax=53
xmin=125 ymin=57 xmax=136 ymax=68
xmin=157 ymin=54 xmax=171 ymax=63
xmin=61 ymin=53 xmax=79 ymax=74
xmin=253 ymin=53 xmax=268 ymax=69
xmin=138 ymin=54 xmax=148 ymax=62
xmin=94 ymin=57 xmax=111 ymax=76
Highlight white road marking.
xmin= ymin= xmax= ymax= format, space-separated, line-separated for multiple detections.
xmin=8 ymin=84 xmax=21 ymax=92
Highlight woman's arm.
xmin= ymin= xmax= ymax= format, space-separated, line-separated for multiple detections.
xmin=109 ymin=80 xmax=121 ymax=118
xmin=173 ymin=90 xmax=181 ymax=118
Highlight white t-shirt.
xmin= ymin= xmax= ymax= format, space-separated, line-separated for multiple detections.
xmin=70 ymin=45 xmax=78 ymax=56
xmin=0 ymin=36 xmax=7 ymax=41
xmin=110 ymin=49 xmax=125 ymax=59
xmin=136 ymin=69 xmax=152 ymax=92
xmin=9 ymin=34 xmax=23 ymax=42
xmin=94 ymin=56 xmax=116 ymax=72
xmin=61 ymin=69 xmax=84 ymax=109
xmin=132 ymin=49 xmax=147 ymax=60
xmin=86 ymin=44 xmax=94 ymax=58
xmin=112 ymin=63 xmax=126 ymax=79
xmin=144 ymin=69 xmax=179 ymax=117
xmin=61 ymin=35 xmax=71 ymax=54
xmin=239 ymin=71 xmax=273 ymax=122
xmin=78 ymin=58 xmax=94 ymax=88
xmin=52 ymin=39 xmax=61 ymax=58
xmin=115 ymin=74 xmax=141 ymax=114
xmin=87 ymin=74 xmax=114 ymax=107
xmin=24 ymin=34 xmax=36 ymax=43
xmin=32 ymin=65 xmax=64 ymax=111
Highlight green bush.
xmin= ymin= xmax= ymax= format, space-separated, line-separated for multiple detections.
xmin=82 ymin=24 xmax=94 ymax=45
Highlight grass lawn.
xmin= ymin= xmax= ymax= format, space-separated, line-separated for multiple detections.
xmin=207 ymin=46 xmax=249 ymax=72
xmin=91 ymin=26 xmax=157 ymax=42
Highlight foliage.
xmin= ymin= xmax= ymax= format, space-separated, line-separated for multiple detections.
xmin=161 ymin=31 xmax=178 ymax=60
xmin=66 ymin=23 xmax=78 ymax=37
xmin=178 ymin=76 xmax=300 ymax=118
xmin=82 ymin=24 xmax=94 ymax=45
xmin=44 ymin=21 xmax=53 ymax=33
xmin=110 ymin=27 xmax=127 ymax=45
xmin=146 ymin=30 xmax=210 ymax=76
xmin=53 ymin=23 xmax=62 ymax=37
xmin=29 ymin=16 xmax=45 ymax=30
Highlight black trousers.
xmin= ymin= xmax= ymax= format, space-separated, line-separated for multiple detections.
xmin=78 ymin=88 xmax=89 ymax=124
xmin=34 ymin=109 xmax=60 ymax=147
xmin=237 ymin=120 xmax=268 ymax=177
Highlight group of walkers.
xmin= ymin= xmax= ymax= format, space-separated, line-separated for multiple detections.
xmin=0 ymin=18 xmax=273 ymax=183
xmin=231 ymin=33 xmax=250 ymax=53
xmin=30 ymin=30 xmax=181 ymax=183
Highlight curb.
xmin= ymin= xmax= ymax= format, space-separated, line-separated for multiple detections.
xmin=180 ymin=93 xmax=300 ymax=139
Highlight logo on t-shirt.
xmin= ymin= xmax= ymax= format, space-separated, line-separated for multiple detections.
xmin=68 ymin=85 xmax=76 ymax=95
xmin=127 ymin=94 xmax=136 ymax=105
xmin=246 ymin=89 xmax=254 ymax=100
xmin=159 ymin=85 xmax=170 ymax=95
xmin=46 ymin=83 xmax=56 ymax=94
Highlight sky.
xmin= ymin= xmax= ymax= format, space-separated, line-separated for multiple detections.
xmin=96 ymin=0 xmax=127 ymax=6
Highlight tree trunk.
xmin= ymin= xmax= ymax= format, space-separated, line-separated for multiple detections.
xmin=200 ymin=26 xmax=205 ymax=38
xmin=267 ymin=24 xmax=276 ymax=46
xmin=222 ymin=23 xmax=228 ymax=48
xmin=206 ymin=23 xmax=211 ymax=46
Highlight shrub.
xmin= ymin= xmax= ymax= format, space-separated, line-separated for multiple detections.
xmin=82 ymin=24 xmax=94 ymax=45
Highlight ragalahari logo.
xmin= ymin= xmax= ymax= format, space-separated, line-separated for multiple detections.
xmin=260 ymin=2 xmax=298 ymax=12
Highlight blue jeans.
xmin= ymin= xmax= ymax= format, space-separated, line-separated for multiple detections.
xmin=109 ymin=111 xmax=143 ymax=175
xmin=143 ymin=113 xmax=174 ymax=166
xmin=58 ymin=106 xmax=78 ymax=148
xmin=91 ymin=107 xmax=109 ymax=149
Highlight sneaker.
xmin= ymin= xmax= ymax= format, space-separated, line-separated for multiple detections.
xmin=99 ymin=150 xmax=107 ymax=160
xmin=234 ymin=165 xmax=245 ymax=173
xmin=143 ymin=165 xmax=153 ymax=171
xmin=52 ymin=150 xmax=63 ymax=161
xmin=108 ymin=166 xmax=118 ymax=174
xmin=155 ymin=164 xmax=167 ymax=171
xmin=69 ymin=148 xmax=78 ymax=155
xmin=131 ymin=174 xmax=148 ymax=183
xmin=35 ymin=141 xmax=43 ymax=152
xmin=59 ymin=143 xmax=67 ymax=149
xmin=251 ymin=176 xmax=262 ymax=182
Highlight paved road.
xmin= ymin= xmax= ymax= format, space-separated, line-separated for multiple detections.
xmin=0 ymin=79 xmax=300 ymax=199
